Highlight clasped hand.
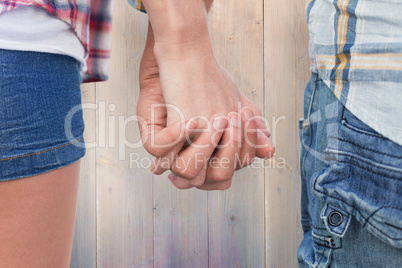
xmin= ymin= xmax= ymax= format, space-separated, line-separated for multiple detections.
xmin=137 ymin=24 xmax=275 ymax=191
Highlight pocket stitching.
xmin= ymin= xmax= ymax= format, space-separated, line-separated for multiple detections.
xmin=364 ymin=206 xmax=402 ymax=231
xmin=312 ymin=232 xmax=342 ymax=249
xmin=340 ymin=107 xmax=384 ymax=138
xmin=313 ymin=174 xmax=402 ymax=241
xmin=327 ymin=136 xmax=402 ymax=159
xmin=326 ymin=150 xmax=402 ymax=176
xmin=336 ymin=160 xmax=401 ymax=181
xmin=341 ymin=119 xmax=383 ymax=138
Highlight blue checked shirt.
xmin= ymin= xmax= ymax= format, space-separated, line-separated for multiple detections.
xmin=307 ymin=0 xmax=402 ymax=145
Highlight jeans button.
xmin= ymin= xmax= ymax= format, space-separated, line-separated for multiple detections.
xmin=328 ymin=211 xmax=343 ymax=227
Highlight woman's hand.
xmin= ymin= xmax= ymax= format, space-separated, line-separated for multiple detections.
xmin=137 ymin=23 xmax=275 ymax=190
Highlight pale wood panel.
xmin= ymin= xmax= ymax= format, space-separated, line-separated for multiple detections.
xmin=264 ymin=0 xmax=310 ymax=267
xmin=208 ymin=0 xmax=265 ymax=267
xmin=71 ymin=83 xmax=97 ymax=268
xmin=153 ymin=186 xmax=208 ymax=268
xmin=95 ymin=1 xmax=153 ymax=267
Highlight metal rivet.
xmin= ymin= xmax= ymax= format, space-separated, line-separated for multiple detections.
xmin=302 ymin=120 xmax=309 ymax=130
xmin=328 ymin=211 xmax=343 ymax=227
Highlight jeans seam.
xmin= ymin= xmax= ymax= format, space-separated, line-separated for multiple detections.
xmin=313 ymin=225 xmax=328 ymax=230
xmin=302 ymin=74 xmax=318 ymax=174
xmin=328 ymin=148 xmax=402 ymax=174
xmin=336 ymin=160 xmax=402 ymax=181
xmin=0 ymin=137 xmax=83 ymax=161
xmin=341 ymin=119 xmax=384 ymax=138
xmin=307 ymin=74 xmax=319 ymax=121
xmin=326 ymin=149 xmax=402 ymax=174
xmin=300 ymin=74 xmax=318 ymax=204
xmin=327 ymin=136 xmax=402 ymax=159
xmin=364 ymin=206 xmax=402 ymax=229
xmin=313 ymin=240 xmax=342 ymax=250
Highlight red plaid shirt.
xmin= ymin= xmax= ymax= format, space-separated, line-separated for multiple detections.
xmin=0 ymin=0 xmax=145 ymax=83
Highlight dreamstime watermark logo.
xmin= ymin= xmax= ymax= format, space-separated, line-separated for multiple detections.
xmin=64 ymin=101 xmax=288 ymax=169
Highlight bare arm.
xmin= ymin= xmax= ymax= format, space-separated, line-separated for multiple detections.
xmin=142 ymin=0 xmax=214 ymax=61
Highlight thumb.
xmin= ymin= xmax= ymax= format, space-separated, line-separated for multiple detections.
xmin=140 ymin=119 xmax=198 ymax=158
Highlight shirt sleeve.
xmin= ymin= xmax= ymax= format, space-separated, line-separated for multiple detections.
xmin=127 ymin=0 xmax=146 ymax=13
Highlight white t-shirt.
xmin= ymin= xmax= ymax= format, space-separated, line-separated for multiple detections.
xmin=0 ymin=6 xmax=87 ymax=71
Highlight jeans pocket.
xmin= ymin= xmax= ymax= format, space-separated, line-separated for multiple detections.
xmin=311 ymin=107 xmax=402 ymax=248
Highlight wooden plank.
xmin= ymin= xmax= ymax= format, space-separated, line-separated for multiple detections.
xmin=264 ymin=0 xmax=310 ymax=267
xmin=207 ymin=0 xmax=265 ymax=267
xmin=153 ymin=186 xmax=208 ymax=268
xmin=95 ymin=1 xmax=153 ymax=267
xmin=70 ymin=83 xmax=97 ymax=268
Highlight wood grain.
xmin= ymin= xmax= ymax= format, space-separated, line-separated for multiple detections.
xmin=95 ymin=1 xmax=152 ymax=267
xmin=264 ymin=0 xmax=310 ymax=267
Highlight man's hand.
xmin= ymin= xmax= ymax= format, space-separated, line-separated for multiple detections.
xmin=137 ymin=22 xmax=275 ymax=191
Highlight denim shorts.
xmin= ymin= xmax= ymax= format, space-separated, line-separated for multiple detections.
xmin=0 ymin=49 xmax=86 ymax=181
xmin=297 ymin=73 xmax=402 ymax=267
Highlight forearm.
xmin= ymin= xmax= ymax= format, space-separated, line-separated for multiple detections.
xmin=142 ymin=0 xmax=214 ymax=58
xmin=144 ymin=0 xmax=213 ymax=46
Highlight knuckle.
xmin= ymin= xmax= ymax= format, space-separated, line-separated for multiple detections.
xmin=270 ymin=146 xmax=276 ymax=156
xmin=169 ymin=176 xmax=194 ymax=190
xmin=239 ymin=154 xmax=256 ymax=168
xmin=146 ymin=147 xmax=165 ymax=158
xmin=175 ymin=184 xmax=193 ymax=190
xmin=196 ymin=186 xmax=211 ymax=191
xmin=247 ymin=117 xmax=257 ymax=128
xmin=236 ymin=157 xmax=256 ymax=170
xmin=231 ymin=137 xmax=242 ymax=148
xmin=236 ymin=162 xmax=248 ymax=170
xmin=254 ymin=109 xmax=262 ymax=117
xmin=167 ymin=125 xmax=183 ymax=141
xmin=190 ymin=178 xmax=206 ymax=187
xmin=151 ymin=165 xmax=165 ymax=175
xmin=172 ymin=167 xmax=199 ymax=180
xmin=217 ymin=181 xmax=232 ymax=191
xmin=209 ymin=170 xmax=234 ymax=183
xmin=262 ymin=146 xmax=275 ymax=159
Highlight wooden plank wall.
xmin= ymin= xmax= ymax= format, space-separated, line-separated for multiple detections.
xmin=71 ymin=0 xmax=310 ymax=267
xmin=264 ymin=1 xmax=310 ymax=267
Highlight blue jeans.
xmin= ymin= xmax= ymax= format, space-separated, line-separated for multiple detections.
xmin=0 ymin=49 xmax=85 ymax=181
xmin=297 ymin=73 xmax=402 ymax=267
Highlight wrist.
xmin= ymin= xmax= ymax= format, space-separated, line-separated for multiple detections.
xmin=145 ymin=22 xmax=215 ymax=66
xmin=153 ymin=39 xmax=214 ymax=65
xmin=143 ymin=0 xmax=211 ymax=48
xmin=151 ymin=18 xmax=211 ymax=49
